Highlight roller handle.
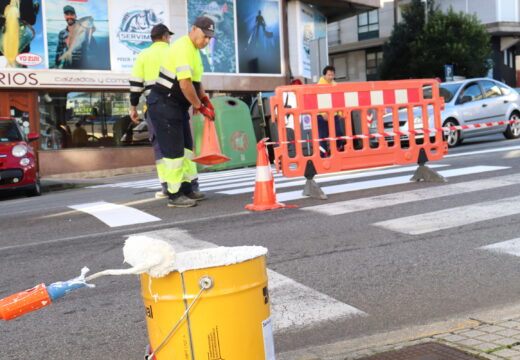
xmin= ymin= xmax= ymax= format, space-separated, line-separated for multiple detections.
xmin=0 ymin=284 xmax=52 ymax=321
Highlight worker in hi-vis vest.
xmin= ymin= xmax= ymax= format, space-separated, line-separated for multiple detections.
xmin=147 ymin=16 xmax=216 ymax=208
xmin=128 ymin=24 xmax=174 ymax=199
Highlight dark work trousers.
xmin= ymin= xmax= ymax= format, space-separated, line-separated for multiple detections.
xmin=147 ymin=92 xmax=193 ymax=195
xmin=317 ymin=114 xmax=346 ymax=157
xmin=144 ymin=110 xmax=162 ymax=161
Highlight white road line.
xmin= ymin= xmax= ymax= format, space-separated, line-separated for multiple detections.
xmin=276 ymin=165 xmax=508 ymax=203
xmin=69 ymin=201 xmax=161 ymax=227
xmin=135 ymin=229 xmax=366 ymax=332
xmin=446 ymin=144 xmax=520 ymax=158
xmin=479 ymin=238 xmax=520 ymax=257
xmin=375 ymin=194 xmax=520 ymax=235
xmin=303 ymin=173 xmax=519 ymax=216
xmin=219 ymin=164 xmax=448 ymax=195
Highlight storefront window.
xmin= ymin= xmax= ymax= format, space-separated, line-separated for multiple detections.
xmin=38 ymin=91 xmax=146 ymax=150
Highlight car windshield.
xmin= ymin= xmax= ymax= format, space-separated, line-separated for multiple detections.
xmin=0 ymin=121 xmax=23 ymax=142
xmin=423 ymin=83 xmax=462 ymax=103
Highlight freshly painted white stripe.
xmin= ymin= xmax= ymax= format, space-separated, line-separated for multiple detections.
xmin=135 ymin=229 xmax=366 ymax=332
xmin=256 ymin=165 xmax=273 ymax=182
xmin=345 ymin=92 xmax=359 ymax=107
xmin=445 ymin=144 xmax=520 ymax=159
xmin=317 ymin=93 xmax=333 ymax=109
xmin=395 ymin=89 xmax=408 ymax=104
xmin=480 ymin=238 xmax=520 ymax=257
xmin=375 ymin=194 xmax=520 ymax=235
xmin=370 ymin=90 xmax=384 ymax=105
xmin=275 ymin=166 xmax=508 ymax=202
xmin=69 ymin=201 xmax=160 ymax=227
xmin=304 ymin=173 xmax=520 ymax=216
xmin=219 ymin=164 xmax=449 ymax=195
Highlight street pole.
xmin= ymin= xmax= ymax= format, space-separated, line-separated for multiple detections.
xmin=421 ymin=0 xmax=428 ymax=25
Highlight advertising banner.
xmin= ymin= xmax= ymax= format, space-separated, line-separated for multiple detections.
xmin=0 ymin=0 xmax=46 ymax=68
xmin=300 ymin=4 xmax=326 ymax=79
xmin=236 ymin=0 xmax=281 ymax=74
xmin=109 ymin=0 xmax=170 ymax=72
xmin=46 ymin=0 xmax=111 ymax=70
xmin=187 ymin=0 xmax=236 ymax=73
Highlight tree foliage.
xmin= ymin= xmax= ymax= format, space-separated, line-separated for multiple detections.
xmin=379 ymin=0 xmax=492 ymax=80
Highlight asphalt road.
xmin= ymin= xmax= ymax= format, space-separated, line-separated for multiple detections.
xmin=3 ymin=134 xmax=520 ymax=359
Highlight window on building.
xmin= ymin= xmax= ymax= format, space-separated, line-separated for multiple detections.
xmin=366 ymin=49 xmax=383 ymax=81
xmin=358 ymin=10 xmax=379 ymax=41
xmin=38 ymin=91 xmax=146 ymax=150
xmin=332 ymin=57 xmax=348 ymax=81
xmin=504 ymin=48 xmax=515 ymax=68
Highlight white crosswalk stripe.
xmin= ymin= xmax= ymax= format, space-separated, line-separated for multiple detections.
xmin=480 ymin=238 xmax=520 ymax=257
xmin=303 ymin=173 xmax=520 ymax=216
xmin=374 ymin=195 xmax=520 ymax=235
xmin=69 ymin=201 xmax=161 ymax=227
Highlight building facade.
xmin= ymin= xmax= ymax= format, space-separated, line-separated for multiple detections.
xmin=328 ymin=0 xmax=519 ymax=85
xmin=1 ymin=0 xmax=378 ymax=176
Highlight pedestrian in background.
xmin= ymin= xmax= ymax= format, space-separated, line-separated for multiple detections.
xmin=129 ymin=23 xmax=172 ymax=199
xmin=317 ymin=65 xmax=346 ymax=155
xmin=147 ymin=16 xmax=216 ymax=208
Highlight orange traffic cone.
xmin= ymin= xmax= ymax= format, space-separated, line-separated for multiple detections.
xmin=193 ymin=116 xmax=231 ymax=165
xmin=246 ymin=139 xmax=297 ymax=211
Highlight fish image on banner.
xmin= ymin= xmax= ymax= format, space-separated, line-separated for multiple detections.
xmin=109 ymin=0 xmax=169 ymax=72
xmin=46 ymin=0 xmax=111 ymax=70
xmin=187 ymin=0 xmax=236 ymax=73
xmin=0 ymin=0 xmax=45 ymax=68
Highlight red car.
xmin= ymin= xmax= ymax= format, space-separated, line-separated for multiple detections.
xmin=0 ymin=117 xmax=41 ymax=196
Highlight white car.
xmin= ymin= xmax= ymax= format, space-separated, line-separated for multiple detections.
xmin=370 ymin=78 xmax=520 ymax=147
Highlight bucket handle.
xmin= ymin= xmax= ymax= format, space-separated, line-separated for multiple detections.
xmin=145 ymin=275 xmax=214 ymax=360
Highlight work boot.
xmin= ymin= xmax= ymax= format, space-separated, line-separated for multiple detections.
xmin=155 ymin=191 xmax=169 ymax=199
xmin=155 ymin=182 xmax=169 ymax=199
xmin=167 ymin=195 xmax=197 ymax=208
xmin=185 ymin=191 xmax=206 ymax=201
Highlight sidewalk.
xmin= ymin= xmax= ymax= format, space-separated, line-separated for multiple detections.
xmin=41 ymin=165 xmax=157 ymax=192
xmin=278 ymin=303 xmax=520 ymax=360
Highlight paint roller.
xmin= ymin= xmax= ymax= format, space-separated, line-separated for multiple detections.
xmin=0 ymin=236 xmax=176 ymax=321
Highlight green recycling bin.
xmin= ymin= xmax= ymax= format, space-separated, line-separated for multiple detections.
xmin=193 ymin=96 xmax=258 ymax=171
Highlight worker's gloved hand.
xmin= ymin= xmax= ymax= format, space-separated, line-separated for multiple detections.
xmin=201 ymin=95 xmax=214 ymax=111
xmin=199 ymin=105 xmax=215 ymax=121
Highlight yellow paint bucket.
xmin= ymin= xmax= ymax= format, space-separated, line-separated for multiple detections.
xmin=140 ymin=246 xmax=275 ymax=360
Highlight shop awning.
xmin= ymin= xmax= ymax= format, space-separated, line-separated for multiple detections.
xmin=300 ymin=0 xmax=381 ymax=22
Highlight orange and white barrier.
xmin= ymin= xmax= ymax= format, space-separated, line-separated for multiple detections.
xmin=269 ymin=79 xmax=447 ymax=178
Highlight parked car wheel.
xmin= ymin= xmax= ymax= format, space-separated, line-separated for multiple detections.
xmin=27 ymin=177 xmax=42 ymax=197
xmin=443 ymin=119 xmax=462 ymax=147
xmin=504 ymin=112 xmax=520 ymax=139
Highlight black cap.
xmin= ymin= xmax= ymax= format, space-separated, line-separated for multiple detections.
xmin=150 ymin=24 xmax=174 ymax=38
xmin=63 ymin=5 xmax=75 ymax=14
xmin=194 ymin=16 xmax=215 ymax=37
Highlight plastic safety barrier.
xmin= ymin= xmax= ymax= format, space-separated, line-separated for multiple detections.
xmin=269 ymin=79 xmax=448 ymax=178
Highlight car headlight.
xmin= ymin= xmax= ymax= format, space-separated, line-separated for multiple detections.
xmin=12 ymin=144 xmax=28 ymax=157
xmin=19 ymin=158 xmax=30 ymax=166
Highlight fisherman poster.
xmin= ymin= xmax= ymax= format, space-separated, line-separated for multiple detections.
xmin=45 ymin=0 xmax=111 ymax=70
xmin=0 ymin=0 xmax=46 ymax=68
xmin=236 ymin=0 xmax=281 ymax=74
xmin=109 ymin=0 xmax=170 ymax=72
xmin=187 ymin=0 xmax=236 ymax=73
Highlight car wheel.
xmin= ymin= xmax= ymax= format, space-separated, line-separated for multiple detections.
xmin=27 ymin=178 xmax=42 ymax=197
xmin=504 ymin=112 xmax=520 ymax=139
xmin=443 ymin=119 xmax=462 ymax=147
